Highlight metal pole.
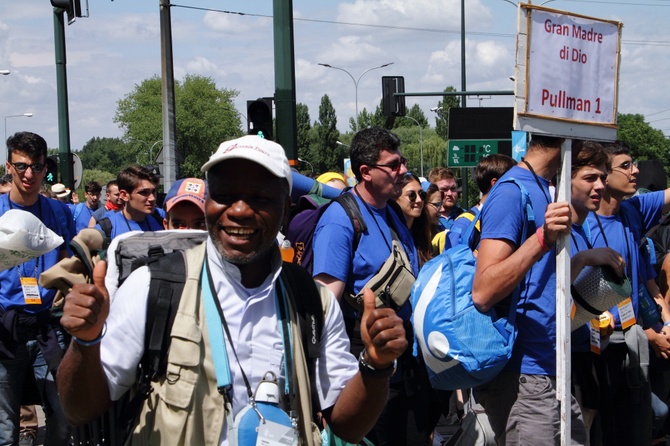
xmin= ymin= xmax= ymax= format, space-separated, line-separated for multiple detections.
xmin=53 ymin=8 xmax=73 ymax=190
xmin=403 ymin=116 xmax=424 ymax=177
xmin=318 ymin=62 xmax=393 ymax=128
xmin=556 ymin=139 xmax=572 ymax=446
xmin=273 ymin=0 xmax=298 ymax=163
xmin=460 ymin=0 xmax=469 ymax=209
xmin=159 ymin=0 xmax=177 ymax=189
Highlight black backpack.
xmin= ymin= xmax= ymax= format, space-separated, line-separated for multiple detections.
xmin=71 ymin=238 xmax=325 ymax=445
xmin=285 ymin=192 xmax=367 ymax=273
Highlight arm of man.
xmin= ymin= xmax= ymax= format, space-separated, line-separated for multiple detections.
xmin=325 ymin=289 xmax=407 ymax=443
xmin=662 ymin=188 xmax=670 ymax=214
xmin=473 ymin=201 xmax=571 ymax=312
xmin=57 ymin=260 xmax=113 ymax=425
xmin=571 ymin=247 xmax=626 ymax=282
xmin=315 ymin=273 xmax=346 ymax=302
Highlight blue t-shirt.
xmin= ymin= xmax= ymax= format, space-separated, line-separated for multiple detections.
xmin=0 ymin=195 xmax=74 ymax=313
xmin=72 ymin=202 xmax=99 ymax=234
xmin=571 ymin=224 xmax=594 ymax=353
xmin=446 ymin=206 xmax=480 ymax=250
xmin=94 ymin=209 xmax=164 ymax=240
xmin=312 ymin=191 xmax=418 ymax=321
xmin=585 ymin=191 xmax=664 ymax=328
xmin=437 ymin=206 xmax=465 ymax=232
xmin=480 ymin=165 xmax=556 ymax=376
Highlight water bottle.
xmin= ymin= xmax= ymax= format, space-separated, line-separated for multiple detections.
xmin=280 ymin=239 xmax=295 ymax=263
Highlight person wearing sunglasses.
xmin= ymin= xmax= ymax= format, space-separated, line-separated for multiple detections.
xmin=0 ymin=131 xmax=75 ymax=445
xmin=94 ymin=164 xmax=163 ymax=240
xmin=396 ymin=173 xmax=434 ymax=268
xmin=313 ymin=127 xmax=439 ymax=445
xmin=585 ymin=141 xmax=670 ymax=446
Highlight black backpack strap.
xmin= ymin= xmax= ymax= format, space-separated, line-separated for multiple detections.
xmin=98 ymin=216 xmax=113 ymax=239
xmin=143 ymin=251 xmax=188 ymax=378
xmin=118 ymin=250 xmax=188 ymax=438
xmin=280 ymin=262 xmax=324 ymax=415
xmin=281 ymin=262 xmax=323 ymax=361
xmin=333 ymin=193 xmax=367 ymax=251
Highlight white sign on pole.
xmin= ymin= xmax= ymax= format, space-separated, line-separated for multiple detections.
xmin=527 ymin=10 xmax=619 ymax=124
xmin=514 ymin=4 xmax=622 ymax=141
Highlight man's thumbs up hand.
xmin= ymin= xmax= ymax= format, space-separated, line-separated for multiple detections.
xmin=359 ymin=289 xmax=407 ymax=370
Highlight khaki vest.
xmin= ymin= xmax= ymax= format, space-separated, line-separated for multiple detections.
xmin=128 ymin=242 xmax=324 ymax=445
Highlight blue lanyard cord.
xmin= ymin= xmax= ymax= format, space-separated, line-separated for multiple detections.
xmin=202 ymin=263 xmax=234 ymax=399
xmin=202 ymin=259 xmax=293 ymax=405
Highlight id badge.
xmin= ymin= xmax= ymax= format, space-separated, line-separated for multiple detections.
xmin=589 ymin=319 xmax=601 ymax=355
xmin=618 ymin=297 xmax=636 ymax=330
xmin=256 ymin=419 xmax=298 ymax=446
xmin=20 ymin=277 xmax=41 ymax=305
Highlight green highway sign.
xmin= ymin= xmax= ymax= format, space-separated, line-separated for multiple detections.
xmin=447 ymin=139 xmax=502 ymax=167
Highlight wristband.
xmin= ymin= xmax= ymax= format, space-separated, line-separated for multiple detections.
xmin=663 ymin=321 xmax=670 ymax=327
xmin=536 ymin=227 xmax=552 ymax=251
xmin=358 ymin=349 xmax=396 ymax=379
xmin=73 ymin=323 xmax=106 ymax=347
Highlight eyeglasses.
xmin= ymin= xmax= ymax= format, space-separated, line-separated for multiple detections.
xmin=427 ymin=201 xmax=443 ymax=210
xmin=10 ymin=162 xmax=45 ymax=174
xmin=369 ymin=157 xmax=407 ymax=173
xmin=133 ymin=188 xmax=157 ymax=197
xmin=612 ymin=160 xmax=637 ymax=172
xmin=404 ymin=190 xmax=426 ymax=202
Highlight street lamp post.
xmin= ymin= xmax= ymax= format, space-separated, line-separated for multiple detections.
xmin=4 ymin=113 xmax=34 ymax=146
xmin=318 ymin=62 xmax=394 ymax=126
xmin=403 ymin=116 xmax=424 ymax=178
xmin=130 ymin=139 xmax=162 ymax=164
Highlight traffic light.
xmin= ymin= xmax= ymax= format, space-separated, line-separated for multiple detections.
xmin=247 ymin=98 xmax=273 ymax=141
xmin=382 ymin=76 xmax=406 ymax=117
xmin=50 ymin=0 xmax=83 ymax=24
xmin=45 ymin=156 xmax=58 ymax=185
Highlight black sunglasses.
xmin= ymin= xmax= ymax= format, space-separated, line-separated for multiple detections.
xmin=10 ymin=162 xmax=45 ymax=174
xmin=370 ymin=157 xmax=407 ymax=173
xmin=406 ymin=190 xmax=427 ymax=202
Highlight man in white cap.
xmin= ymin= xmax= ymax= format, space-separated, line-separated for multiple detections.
xmin=57 ymin=135 xmax=407 ymax=445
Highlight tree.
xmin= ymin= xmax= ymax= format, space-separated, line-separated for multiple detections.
xmin=77 ymin=137 xmax=136 ymax=174
xmin=435 ymin=86 xmax=461 ymax=140
xmin=114 ymin=75 xmax=242 ymax=178
xmin=296 ymin=103 xmax=312 ymax=175
xmin=309 ymin=95 xmax=343 ymax=173
xmin=617 ymin=113 xmax=670 ymax=182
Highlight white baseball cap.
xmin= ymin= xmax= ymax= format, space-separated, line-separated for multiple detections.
xmin=201 ymin=135 xmax=292 ymax=192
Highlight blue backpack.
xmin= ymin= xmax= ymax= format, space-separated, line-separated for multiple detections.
xmin=410 ymin=178 xmax=535 ymax=390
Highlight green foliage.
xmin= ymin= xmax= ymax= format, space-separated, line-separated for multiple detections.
xmin=435 ymin=86 xmax=461 ymax=140
xmin=306 ymin=95 xmax=345 ymax=174
xmin=617 ymin=113 xmax=670 ymax=179
xmin=296 ymin=103 xmax=312 ymax=175
xmin=77 ymin=137 xmax=136 ymax=174
xmin=114 ymin=75 xmax=242 ymax=178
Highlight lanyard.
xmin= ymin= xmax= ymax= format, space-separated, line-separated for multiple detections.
xmin=201 ymin=259 xmax=294 ymax=407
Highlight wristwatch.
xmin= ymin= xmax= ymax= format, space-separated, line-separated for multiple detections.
xmin=358 ymin=349 xmax=397 ymax=378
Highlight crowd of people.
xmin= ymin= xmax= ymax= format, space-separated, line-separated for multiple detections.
xmin=2 ymin=127 xmax=670 ymax=446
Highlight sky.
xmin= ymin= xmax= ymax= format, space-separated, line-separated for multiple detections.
xmin=1 ymin=0 xmax=669 ymax=166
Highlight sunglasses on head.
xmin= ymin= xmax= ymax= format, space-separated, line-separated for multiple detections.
xmin=406 ymin=190 xmax=426 ymax=202
xmin=10 ymin=162 xmax=46 ymax=174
